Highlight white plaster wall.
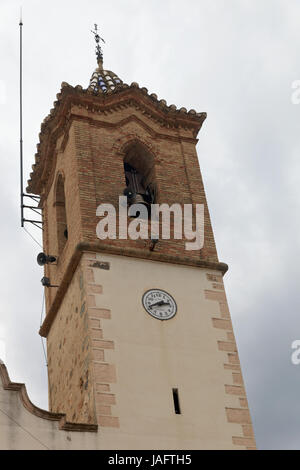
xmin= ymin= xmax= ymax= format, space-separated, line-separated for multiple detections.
xmin=0 ymin=380 xmax=98 ymax=450
xmin=0 ymin=254 xmax=245 ymax=450
xmin=87 ymin=253 xmax=242 ymax=449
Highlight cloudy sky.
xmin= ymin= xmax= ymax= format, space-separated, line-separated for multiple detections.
xmin=1 ymin=0 xmax=300 ymax=450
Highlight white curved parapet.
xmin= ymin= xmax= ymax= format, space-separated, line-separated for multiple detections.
xmin=0 ymin=362 xmax=98 ymax=450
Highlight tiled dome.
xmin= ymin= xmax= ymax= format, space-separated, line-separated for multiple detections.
xmin=88 ymin=61 xmax=123 ymax=94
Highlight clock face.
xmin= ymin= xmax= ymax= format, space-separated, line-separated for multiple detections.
xmin=142 ymin=289 xmax=177 ymax=320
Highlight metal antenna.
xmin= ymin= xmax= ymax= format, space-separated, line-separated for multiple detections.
xmin=19 ymin=15 xmax=43 ymax=230
xmin=91 ymin=24 xmax=105 ymax=65
xmin=19 ymin=12 xmax=24 ymax=227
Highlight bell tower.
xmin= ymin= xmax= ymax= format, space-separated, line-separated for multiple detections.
xmin=27 ymin=33 xmax=255 ymax=449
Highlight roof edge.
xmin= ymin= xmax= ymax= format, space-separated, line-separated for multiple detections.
xmin=27 ymin=83 xmax=207 ymax=194
xmin=0 ymin=362 xmax=98 ymax=433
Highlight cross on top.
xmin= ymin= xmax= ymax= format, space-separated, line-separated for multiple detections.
xmin=91 ymin=24 xmax=105 ymax=64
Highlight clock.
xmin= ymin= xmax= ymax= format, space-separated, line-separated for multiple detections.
xmin=142 ymin=289 xmax=177 ymax=320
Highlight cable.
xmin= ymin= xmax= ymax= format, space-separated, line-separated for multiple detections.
xmin=39 ymin=290 xmax=45 ymax=326
xmin=23 ymin=226 xmax=47 ymax=367
xmin=23 ymin=225 xmax=47 ymax=366
xmin=0 ymin=406 xmax=50 ymax=449
xmin=41 ymin=338 xmax=47 ymax=368
xmin=39 ymin=291 xmax=48 ymax=367
xmin=23 ymin=226 xmax=43 ymax=249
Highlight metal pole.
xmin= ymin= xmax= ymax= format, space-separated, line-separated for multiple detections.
xmin=19 ymin=15 xmax=24 ymax=227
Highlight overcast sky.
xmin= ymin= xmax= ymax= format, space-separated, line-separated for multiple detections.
xmin=1 ymin=0 xmax=300 ymax=450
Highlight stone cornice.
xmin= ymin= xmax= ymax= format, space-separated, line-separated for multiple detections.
xmin=27 ymin=82 xmax=206 ymax=195
xmin=0 ymin=362 xmax=98 ymax=433
xmin=39 ymin=241 xmax=228 ymax=338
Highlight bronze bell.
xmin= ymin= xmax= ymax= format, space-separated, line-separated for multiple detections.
xmin=131 ymin=193 xmax=147 ymax=206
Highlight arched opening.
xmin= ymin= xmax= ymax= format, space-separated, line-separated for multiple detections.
xmin=123 ymin=142 xmax=157 ymax=210
xmin=55 ymin=174 xmax=68 ymax=254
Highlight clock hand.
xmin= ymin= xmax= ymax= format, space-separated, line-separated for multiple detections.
xmin=149 ymin=300 xmax=170 ymax=309
xmin=148 ymin=301 xmax=162 ymax=309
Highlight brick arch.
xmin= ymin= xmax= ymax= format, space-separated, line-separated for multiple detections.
xmin=112 ymin=132 xmax=159 ymax=159
xmin=113 ymin=134 xmax=159 ymax=203
xmin=53 ymin=170 xmax=66 ymax=195
xmin=54 ymin=171 xmax=68 ymax=255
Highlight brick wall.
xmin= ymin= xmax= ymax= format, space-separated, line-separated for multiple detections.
xmin=47 ymin=258 xmax=96 ymax=424
xmin=36 ymin=87 xmax=219 ymax=314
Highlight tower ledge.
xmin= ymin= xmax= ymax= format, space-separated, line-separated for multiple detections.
xmin=39 ymin=241 xmax=228 ymax=338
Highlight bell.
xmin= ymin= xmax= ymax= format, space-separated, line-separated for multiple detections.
xmin=132 ymin=193 xmax=146 ymax=205
xmin=127 ymin=192 xmax=150 ymax=219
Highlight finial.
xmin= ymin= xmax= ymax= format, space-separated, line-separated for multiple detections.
xmin=91 ymin=24 xmax=105 ymax=67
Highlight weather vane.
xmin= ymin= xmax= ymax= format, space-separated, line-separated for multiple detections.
xmin=91 ymin=24 xmax=105 ymax=65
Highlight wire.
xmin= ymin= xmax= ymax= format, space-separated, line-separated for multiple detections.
xmin=41 ymin=334 xmax=48 ymax=368
xmin=23 ymin=226 xmax=47 ymax=367
xmin=23 ymin=226 xmax=43 ymax=249
xmin=39 ymin=290 xmax=45 ymax=326
xmin=39 ymin=291 xmax=48 ymax=367
xmin=0 ymin=406 xmax=50 ymax=449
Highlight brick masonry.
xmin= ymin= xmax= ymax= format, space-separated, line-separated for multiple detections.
xmin=27 ymin=76 xmax=255 ymax=447
xmin=205 ymin=273 xmax=256 ymax=450
xmin=47 ymin=258 xmax=96 ymax=424
xmin=47 ymin=252 xmax=119 ymax=427
xmin=28 ymin=85 xmax=219 ymax=318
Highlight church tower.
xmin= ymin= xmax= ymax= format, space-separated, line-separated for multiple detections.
xmin=27 ymin=32 xmax=256 ymax=450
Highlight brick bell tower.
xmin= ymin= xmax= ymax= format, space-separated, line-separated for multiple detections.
xmin=27 ymin=35 xmax=255 ymax=449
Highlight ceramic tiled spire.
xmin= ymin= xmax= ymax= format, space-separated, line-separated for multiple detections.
xmin=88 ymin=24 xmax=123 ymax=94
xmin=88 ymin=66 xmax=123 ymax=94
